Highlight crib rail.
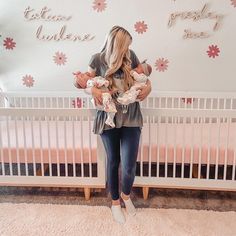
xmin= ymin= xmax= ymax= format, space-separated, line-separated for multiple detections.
xmin=1 ymin=91 xmax=236 ymax=110
xmin=141 ymin=91 xmax=236 ymax=110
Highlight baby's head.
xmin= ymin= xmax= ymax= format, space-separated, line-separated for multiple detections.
xmin=73 ymin=71 xmax=92 ymax=89
xmin=134 ymin=61 xmax=152 ymax=76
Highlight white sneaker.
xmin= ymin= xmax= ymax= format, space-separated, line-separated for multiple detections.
xmin=121 ymin=193 xmax=136 ymax=216
xmin=111 ymin=205 xmax=126 ymax=224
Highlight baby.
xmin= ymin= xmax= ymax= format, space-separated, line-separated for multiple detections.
xmin=73 ymin=71 xmax=117 ymax=128
xmin=117 ymin=61 xmax=152 ymax=105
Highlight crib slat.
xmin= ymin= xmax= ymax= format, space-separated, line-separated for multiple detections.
xmin=156 ymin=116 xmax=160 ymax=178
xmin=39 ymin=117 xmax=44 ymax=176
xmin=80 ymin=116 xmax=84 ymax=177
xmin=6 ymin=116 xmax=13 ymax=176
xmin=215 ymin=117 xmax=221 ymax=180
xmin=62 ymin=97 xmax=65 ymax=108
xmin=199 ymin=117 xmax=203 ymax=179
xmin=31 ymin=116 xmax=36 ymax=176
xmin=64 ymin=118 xmax=68 ymax=177
xmin=148 ymin=116 xmax=151 ymax=177
xmin=173 ymin=116 xmax=176 ymax=178
xmin=165 ymin=116 xmax=167 ymax=178
xmin=22 ymin=116 xmax=28 ymax=176
xmin=206 ymin=117 xmax=211 ymax=180
xmin=14 ymin=117 xmax=20 ymax=175
xmin=224 ymin=117 xmax=230 ymax=180
xmin=56 ymin=117 xmax=60 ymax=177
xmin=88 ymin=116 xmax=92 ymax=178
xmin=233 ymin=124 xmax=236 ymax=180
xmin=72 ymin=117 xmax=76 ymax=177
xmin=140 ymin=126 xmax=143 ymax=177
xmin=46 ymin=116 xmax=52 ymax=176
xmin=204 ymin=97 xmax=207 ymax=109
xmin=181 ymin=117 xmax=185 ymax=179
xmin=50 ymin=97 xmax=52 ymax=108
xmin=190 ymin=116 xmax=194 ymax=179
xmin=13 ymin=97 xmax=16 ymax=107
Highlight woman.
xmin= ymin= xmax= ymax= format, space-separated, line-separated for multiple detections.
xmin=75 ymin=26 xmax=152 ymax=224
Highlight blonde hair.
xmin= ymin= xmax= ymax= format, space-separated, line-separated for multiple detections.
xmin=100 ymin=26 xmax=134 ymax=91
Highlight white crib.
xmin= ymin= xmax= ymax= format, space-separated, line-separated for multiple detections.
xmin=0 ymin=91 xmax=236 ymax=199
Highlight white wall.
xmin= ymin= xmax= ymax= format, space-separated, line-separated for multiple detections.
xmin=0 ymin=0 xmax=236 ymax=92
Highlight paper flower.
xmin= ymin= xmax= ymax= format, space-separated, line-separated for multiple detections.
xmin=134 ymin=21 xmax=148 ymax=34
xmin=231 ymin=0 xmax=236 ymax=7
xmin=181 ymin=98 xmax=195 ymax=104
xmin=22 ymin=75 xmax=35 ymax=87
xmin=72 ymin=97 xmax=83 ymax=108
xmin=207 ymin=45 xmax=220 ymax=58
xmin=53 ymin=51 xmax=67 ymax=65
xmin=3 ymin=37 xmax=16 ymax=50
xmin=93 ymin=0 xmax=107 ymax=12
xmin=155 ymin=58 xmax=169 ymax=72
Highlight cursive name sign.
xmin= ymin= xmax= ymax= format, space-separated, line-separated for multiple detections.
xmin=168 ymin=3 xmax=224 ymax=39
xmin=24 ymin=6 xmax=95 ymax=42
xmin=36 ymin=25 xmax=95 ymax=42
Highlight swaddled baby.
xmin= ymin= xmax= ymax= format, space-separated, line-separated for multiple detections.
xmin=117 ymin=61 xmax=152 ymax=105
xmin=73 ymin=72 xmax=117 ymax=128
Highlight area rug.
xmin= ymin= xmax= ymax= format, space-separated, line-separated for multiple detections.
xmin=0 ymin=203 xmax=235 ymax=236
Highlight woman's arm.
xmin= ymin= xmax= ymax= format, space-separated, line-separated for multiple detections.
xmin=136 ymin=79 xmax=152 ymax=101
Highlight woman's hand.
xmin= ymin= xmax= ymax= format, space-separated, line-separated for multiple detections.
xmin=136 ymin=79 xmax=152 ymax=101
xmin=91 ymin=86 xmax=103 ymax=105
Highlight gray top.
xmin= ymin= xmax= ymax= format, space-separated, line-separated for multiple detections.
xmin=88 ymin=49 xmax=143 ymax=135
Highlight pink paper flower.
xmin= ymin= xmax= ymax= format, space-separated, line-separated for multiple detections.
xmin=155 ymin=58 xmax=169 ymax=72
xmin=207 ymin=45 xmax=220 ymax=58
xmin=231 ymin=0 xmax=236 ymax=7
xmin=53 ymin=52 xmax=67 ymax=65
xmin=72 ymin=97 xmax=83 ymax=108
xmin=3 ymin=37 xmax=16 ymax=50
xmin=22 ymin=75 xmax=35 ymax=87
xmin=93 ymin=0 xmax=107 ymax=12
xmin=134 ymin=21 xmax=148 ymax=34
xmin=181 ymin=98 xmax=195 ymax=104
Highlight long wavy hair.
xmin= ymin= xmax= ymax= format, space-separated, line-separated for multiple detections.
xmin=100 ymin=26 xmax=134 ymax=91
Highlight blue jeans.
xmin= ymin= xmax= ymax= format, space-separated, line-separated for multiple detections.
xmin=100 ymin=126 xmax=141 ymax=200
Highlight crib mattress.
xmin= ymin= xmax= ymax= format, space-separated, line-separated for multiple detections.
xmin=1 ymin=120 xmax=236 ymax=165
